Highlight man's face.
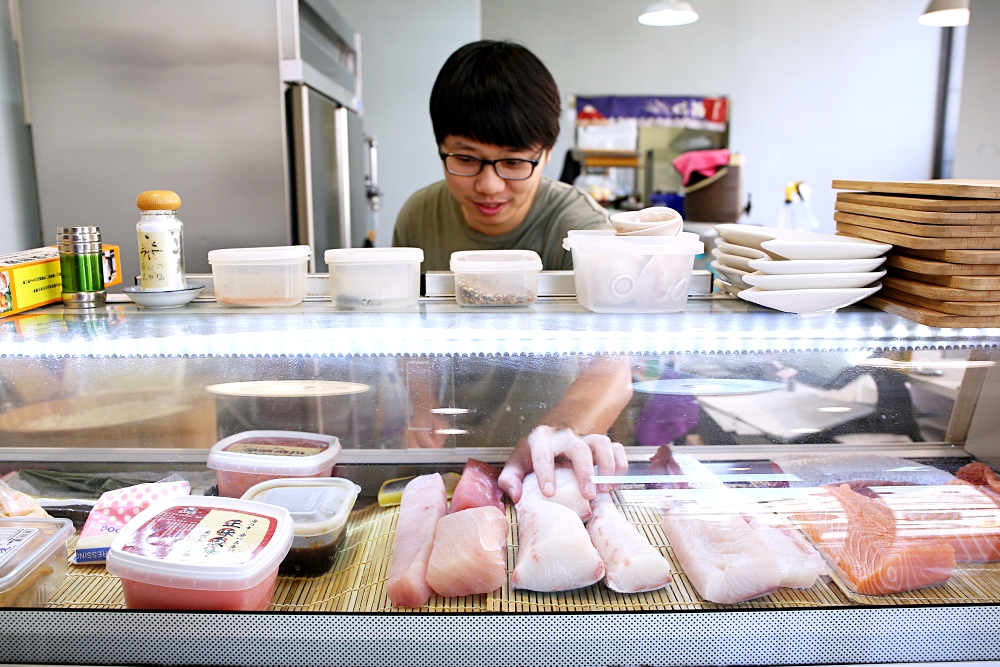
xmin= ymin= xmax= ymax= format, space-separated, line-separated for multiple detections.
xmin=440 ymin=135 xmax=550 ymax=237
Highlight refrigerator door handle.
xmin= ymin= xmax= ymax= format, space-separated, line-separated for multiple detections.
xmin=290 ymin=84 xmax=317 ymax=271
xmin=334 ymin=105 xmax=352 ymax=251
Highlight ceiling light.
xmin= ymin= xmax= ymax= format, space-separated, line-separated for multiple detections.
xmin=918 ymin=0 xmax=970 ymax=26
xmin=639 ymin=1 xmax=699 ymax=26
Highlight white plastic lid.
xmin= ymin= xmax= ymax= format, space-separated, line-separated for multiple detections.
xmin=325 ymin=247 xmax=423 ymax=264
xmin=208 ymin=245 xmax=311 ymax=264
xmin=563 ymin=230 xmax=704 ymax=255
xmin=241 ymin=478 xmax=361 ymax=538
xmin=450 ymin=249 xmax=542 ymax=273
xmin=206 ymin=431 xmax=341 ymax=476
xmin=106 ymin=496 xmax=293 ymax=591
xmin=0 ymin=518 xmax=73 ymax=596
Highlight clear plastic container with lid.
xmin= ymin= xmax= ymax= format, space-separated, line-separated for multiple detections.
xmin=450 ymin=250 xmax=542 ymax=306
xmin=324 ymin=247 xmax=423 ymax=309
xmin=242 ymin=478 xmax=361 ymax=576
xmin=0 ymin=517 xmax=73 ymax=607
xmin=207 ymin=245 xmax=311 ymax=307
xmin=207 ymin=430 xmax=342 ymax=498
xmin=106 ymin=496 xmax=293 ymax=611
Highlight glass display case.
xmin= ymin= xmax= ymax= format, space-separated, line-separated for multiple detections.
xmin=1 ymin=297 xmax=999 ymax=666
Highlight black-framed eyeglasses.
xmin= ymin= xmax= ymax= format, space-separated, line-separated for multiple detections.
xmin=439 ymin=152 xmax=540 ymax=181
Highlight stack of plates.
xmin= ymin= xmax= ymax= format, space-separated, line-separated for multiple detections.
xmin=713 ymin=224 xmax=889 ymax=316
xmin=832 ymin=178 xmax=1000 ymax=327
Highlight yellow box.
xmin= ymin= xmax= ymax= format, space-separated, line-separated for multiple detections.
xmin=0 ymin=245 xmax=122 ymax=319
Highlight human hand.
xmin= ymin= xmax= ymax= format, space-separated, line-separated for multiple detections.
xmin=498 ymin=425 xmax=628 ymax=503
xmin=405 ymin=412 xmax=449 ymax=449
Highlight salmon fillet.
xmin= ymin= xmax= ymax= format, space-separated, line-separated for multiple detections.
xmin=794 ymin=484 xmax=955 ymax=595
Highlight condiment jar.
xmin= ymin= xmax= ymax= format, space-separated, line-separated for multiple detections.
xmin=57 ymin=226 xmax=106 ymax=309
xmin=135 ymin=190 xmax=186 ymax=292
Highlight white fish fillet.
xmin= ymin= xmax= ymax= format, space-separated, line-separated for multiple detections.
xmin=522 ymin=469 xmax=592 ymax=521
xmin=386 ymin=474 xmax=447 ymax=608
xmin=425 ymin=506 xmax=509 ymax=598
xmin=662 ymin=510 xmax=781 ymax=604
xmin=587 ymin=494 xmax=672 ymax=593
xmin=513 ymin=489 xmax=604 ymax=592
xmin=745 ymin=517 xmax=826 ymax=589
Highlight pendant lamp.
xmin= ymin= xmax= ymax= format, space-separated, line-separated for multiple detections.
xmin=918 ymin=0 xmax=970 ymax=26
xmin=638 ymin=1 xmax=699 ymax=26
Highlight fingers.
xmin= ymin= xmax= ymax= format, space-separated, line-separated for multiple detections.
xmin=498 ymin=462 xmax=525 ymax=504
xmin=612 ymin=440 xmax=629 ymax=476
xmin=582 ymin=434 xmax=615 ymax=493
xmin=528 ymin=427 xmax=558 ymax=497
xmin=554 ymin=433 xmax=597 ymax=500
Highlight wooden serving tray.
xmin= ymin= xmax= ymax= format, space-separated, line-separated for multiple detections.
xmin=883 ymin=275 xmax=1000 ymax=301
xmin=881 ymin=288 xmax=1000 ymax=317
xmin=834 ymin=211 xmax=1000 ymax=238
xmin=888 ymin=267 xmax=1000 ymax=290
xmin=836 ymin=222 xmax=1000 ymax=250
xmin=837 ymin=192 xmax=1000 ymax=213
xmin=865 ymin=295 xmax=1000 ymax=327
xmin=835 ymin=200 xmax=1000 ymax=225
xmin=902 ymin=247 xmax=1000 ymax=264
xmin=833 ymin=179 xmax=1000 ymax=200
xmin=886 ymin=254 xmax=1000 ymax=276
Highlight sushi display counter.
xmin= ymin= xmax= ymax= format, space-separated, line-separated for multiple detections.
xmin=2 ymin=297 xmax=1000 ymax=666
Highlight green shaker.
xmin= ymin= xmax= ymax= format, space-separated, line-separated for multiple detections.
xmin=57 ymin=226 xmax=106 ymax=309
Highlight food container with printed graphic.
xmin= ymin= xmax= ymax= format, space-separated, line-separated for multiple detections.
xmin=242 ymin=477 xmax=361 ymax=577
xmin=0 ymin=517 xmax=73 ymax=607
xmin=106 ymin=496 xmax=293 ymax=611
xmin=207 ymin=430 xmax=341 ymax=498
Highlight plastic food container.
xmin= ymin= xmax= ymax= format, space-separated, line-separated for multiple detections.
xmin=242 ymin=478 xmax=361 ymax=577
xmin=106 ymin=496 xmax=293 ymax=611
xmin=563 ymin=230 xmax=704 ymax=313
xmin=324 ymin=247 xmax=423 ymax=309
xmin=0 ymin=517 xmax=73 ymax=607
xmin=207 ymin=245 xmax=311 ymax=307
xmin=450 ymin=250 xmax=542 ymax=306
xmin=207 ymin=430 xmax=342 ymax=498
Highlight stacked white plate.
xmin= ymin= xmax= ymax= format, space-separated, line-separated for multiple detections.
xmin=712 ymin=224 xmax=891 ymax=316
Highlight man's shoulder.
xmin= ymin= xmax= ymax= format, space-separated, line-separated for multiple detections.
xmin=535 ymin=178 xmax=610 ymax=230
xmin=398 ymin=180 xmax=452 ymax=219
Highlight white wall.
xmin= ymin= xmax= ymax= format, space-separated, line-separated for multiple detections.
xmin=482 ymin=0 xmax=941 ymax=231
xmin=0 ymin=0 xmax=40 ymax=254
xmin=953 ymin=0 xmax=1000 ymax=179
xmin=331 ymin=0 xmax=480 ymax=246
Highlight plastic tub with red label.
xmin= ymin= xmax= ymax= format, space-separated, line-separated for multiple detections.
xmin=206 ymin=430 xmax=341 ymax=498
xmin=106 ymin=496 xmax=293 ymax=611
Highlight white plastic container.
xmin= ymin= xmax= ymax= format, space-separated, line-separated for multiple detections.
xmin=242 ymin=477 xmax=361 ymax=577
xmin=324 ymin=247 xmax=423 ymax=309
xmin=207 ymin=245 xmax=310 ymax=307
xmin=207 ymin=430 xmax=342 ymax=498
xmin=106 ymin=496 xmax=293 ymax=611
xmin=563 ymin=230 xmax=704 ymax=313
xmin=0 ymin=517 xmax=73 ymax=607
xmin=450 ymin=250 xmax=542 ymax=306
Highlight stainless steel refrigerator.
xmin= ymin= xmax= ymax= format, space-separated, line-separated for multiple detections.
xmin=13 ymin=0 xmax=375 ymax=281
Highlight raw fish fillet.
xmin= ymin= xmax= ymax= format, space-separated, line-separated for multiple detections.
xmin=792 ymin=484 xmax=955 ymax=595
xmin=771 ymin=454 xmax=954 ymax=488
xmin=661 ymin=510 xmax=781 ymax=603
xmin=449 ymin=459 xmax=504 ymax=514
xmin=956 ymin=461 xmax=1000 ymax=493
xmin=745 ymin=517 xmax=827 ymax=589
xmin=512 ymin=483 xmax=604 ymax=592
xmin=587 ymin=494 xmax=672 ymax=593
xmin=386 ymin=474 xmax=447 ymax=608
xmin=521 ymin=469 xmax=592 ymax=521
xmin=425 ymin=506 xmax=508 ymax=597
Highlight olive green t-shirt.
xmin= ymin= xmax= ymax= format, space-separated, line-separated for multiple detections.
xmin=392 ymin=177 xmax=611 ymax=270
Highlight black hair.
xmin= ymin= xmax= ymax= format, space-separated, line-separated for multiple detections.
xmin=430 ymin=40 xmax=561 ymax=151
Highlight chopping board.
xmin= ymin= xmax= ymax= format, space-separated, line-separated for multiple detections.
xmin=836 ymin=221 xmax=1000 ymax=249
xmin=880 ymin=287 xmax=1000 ymax=317
xmin=888 ymin=267 xmax=1000 ymax=290
xmin=883 ymin=274 xmax=1000 ymax=301
xmin=885 ymin=253 xmax=1000 ymax=276
xmin=837 ymin=191 xmax=1000 ymax=213
xmin=834 ymin=211 xmax=1000 ymax=238
xmin=832 ymin=179 xmax=1000 ymax=200
xmin=866 ymin=294 xmax=1000 ymax=327
xmin=834 ymin=200 xmax=1000 ymax=225
xmin=902 ymin=247 xmax=1000 ymax=264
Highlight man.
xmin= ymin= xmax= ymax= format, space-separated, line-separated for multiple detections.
xmin=392 ymin=40 xmax=609 ymax=270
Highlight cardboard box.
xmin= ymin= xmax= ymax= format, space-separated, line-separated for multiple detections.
xmin=0 ymin=245 xmax=122 ymax=319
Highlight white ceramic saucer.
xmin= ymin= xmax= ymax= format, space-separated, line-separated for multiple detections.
xmin=747 ymin=256 xmax=886 ymax=275
xmin=713 ymin=278 xmax=743 ymax=297
xmin=123 ymin=283 xmax=205 ymax=308
xmin=715 ymin=240 xmax=769 ymax=260
xmin=715 ymin=224 xmax=888 ymax=257
xmin=710 ymin=260 xmax=750 ymax=289
xmin=738 ymin=282 xmax=882 ymax=316
xmin=743 ymin=270 xmax=885 ymax=290
xmin=761 ymin=238 xmax=891 ymax=260
xmin=711 ymin=248 xmax=754 ymax=272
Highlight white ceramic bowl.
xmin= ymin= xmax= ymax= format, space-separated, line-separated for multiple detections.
xmin=123 ymin=283 xmax=205 ymax=308
xmin=761 ymin=238 xmax=891 ymax=260
xmin=738 ymin=282 xmax=882 ymax=316
xmin=715 ymin=241 xmax=768 ymax=260
xmin=743 ymin=270 xmax=885 ymax=290
xmin=711 ymin=248 xmax=754 ymax=272
xmin=747 ymin=256 xmax=886 ymax=275
xmin=710 ymin=260 xmax=751 ymax=289
xmin=610 ymin=207 xmax=683 ymax=235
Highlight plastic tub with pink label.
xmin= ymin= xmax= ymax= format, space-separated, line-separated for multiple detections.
xmin=206 ymin=431 xmax=341 ymax=498
xmin=106 ymin=496 xmax=293 ymax=611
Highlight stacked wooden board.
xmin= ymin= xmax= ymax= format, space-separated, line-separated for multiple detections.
xmin=831 ymin=179 xmax=1000 ymax=327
